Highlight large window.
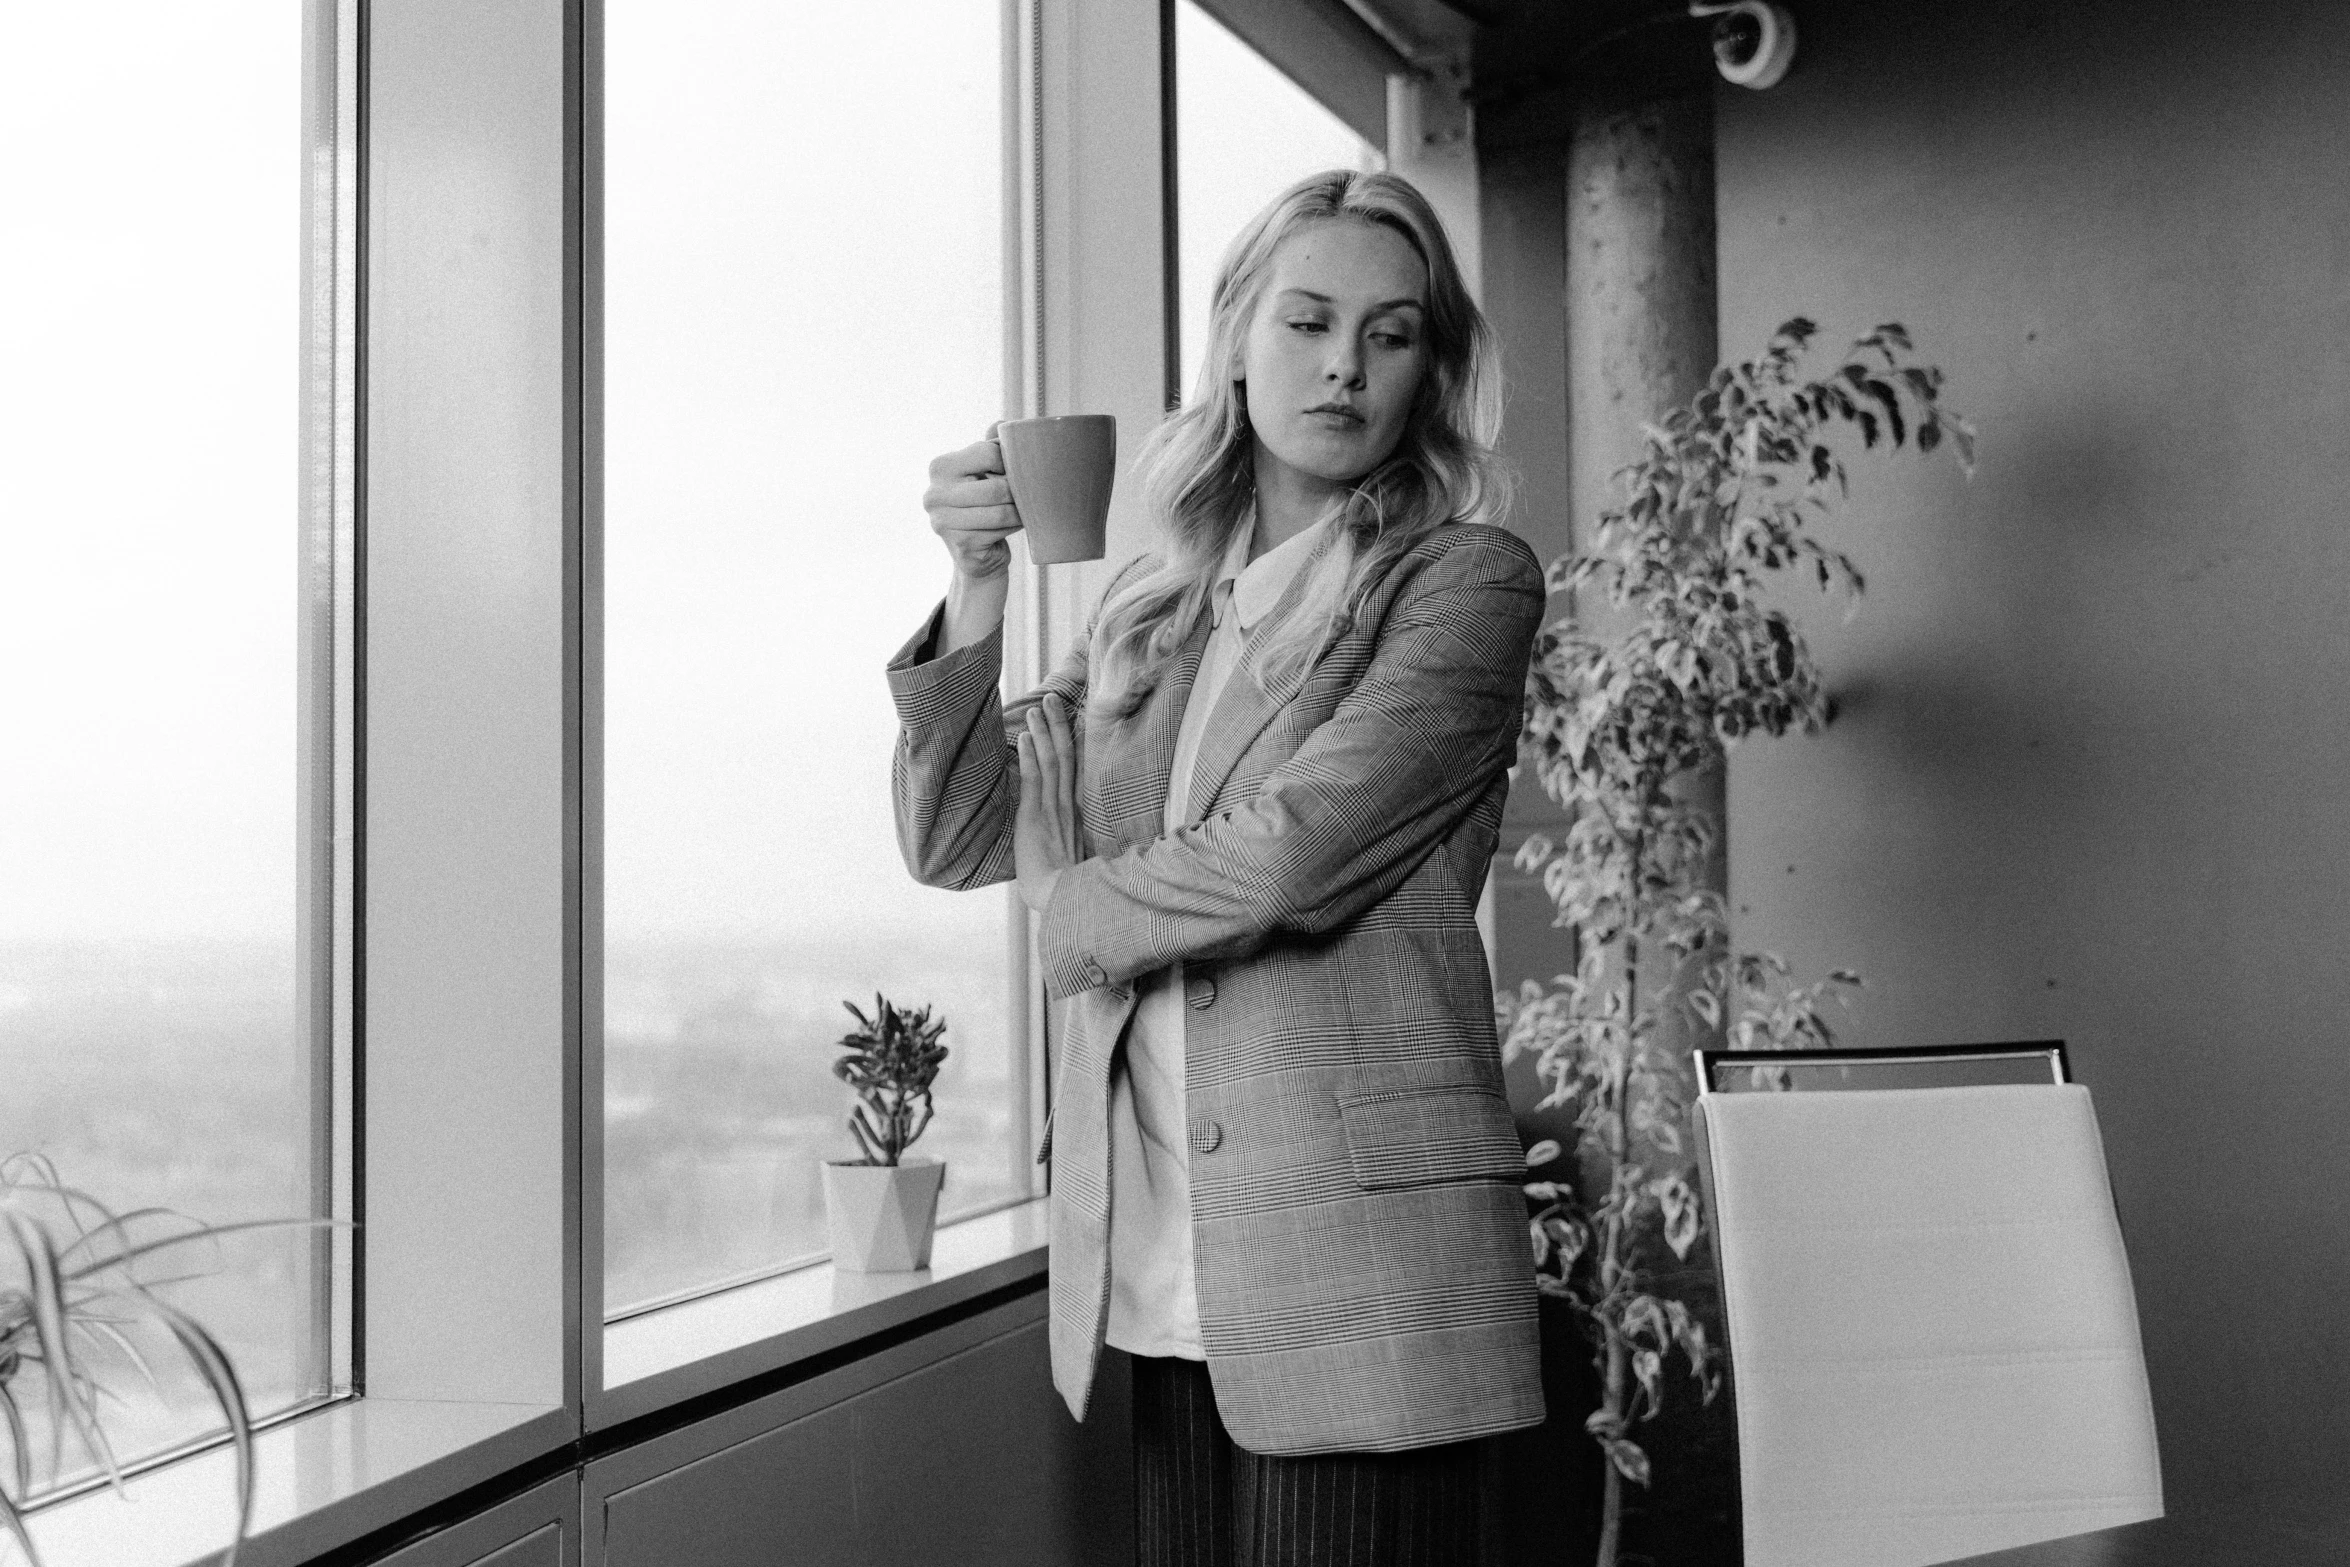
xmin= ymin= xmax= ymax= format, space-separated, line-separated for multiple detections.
xmin=18 ymin=0 xmax=1186 ymax=1556
xmin=602 ymin=0 xmax=1027 ymax=1316
xmin=0 ymin=4 xmax=347 ymax=1485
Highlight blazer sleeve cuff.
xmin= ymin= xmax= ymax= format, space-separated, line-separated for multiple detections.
xmin=1037 ymin=862 xmax=1117 ymax=999
xmin=886 ymin=605 xmax=1004 ymax=729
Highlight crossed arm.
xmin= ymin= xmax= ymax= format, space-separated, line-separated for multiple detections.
xmin=888 ymin=529 xmax=1544 ymax=998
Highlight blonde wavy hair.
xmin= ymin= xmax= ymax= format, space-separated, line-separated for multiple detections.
xmin=1086 ymin=168 xmax=1510 ymax=722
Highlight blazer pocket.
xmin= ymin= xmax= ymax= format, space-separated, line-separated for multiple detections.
xmin=1335 ymin=1084 xmax=1526 ymax=1192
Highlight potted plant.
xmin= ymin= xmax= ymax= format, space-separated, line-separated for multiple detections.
xmin=820 ymin=994 xmax=951 ymax=1272
xmin=1 ymin=1152 xmax=327 ymax=1567
xmin=1505 ymin=319 xmax=1973 ymax=1564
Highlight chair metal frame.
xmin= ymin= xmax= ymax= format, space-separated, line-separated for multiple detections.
xmin=1692 ymin=1038 xmax=2071 ymax=1096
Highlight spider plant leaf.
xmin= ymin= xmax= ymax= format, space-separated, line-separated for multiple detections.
xmin=73 ymin=1317 xmax=162 ymax=1397
xmin=59 ymin=1372 xmax=122 ymax=1490
xmin=53 ymin=1206 xmax=208 ymax=1271
xmin=1 ymin=1175 xmax=121 ymax=1253
xmin=0 ymin=1153 xmax=64 ymax=1196
xmin=81 ymin=1269 xmax=219 ymax=1297
xmin=0 ymin=1479 xmax=43 ymax=1567
xmin=4 ymin=1213 xmax=104 ymax=1486
xmin=60 ymin=1217 xmax=336 ymax=1285
xmin=144 ymin=1300 xmax=252 ymax=1567
xmin=1 ymin=1382 xmax=29 ymax=1509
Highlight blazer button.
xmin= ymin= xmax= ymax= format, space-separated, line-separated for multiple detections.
xmin=1189 ymin=1119 xmax=1224 ymax=1154
xmin=1083 ymin=960 xmax=1109 ymax=988
xmin=1185 ymin=975 xmax=1217 ymax=1010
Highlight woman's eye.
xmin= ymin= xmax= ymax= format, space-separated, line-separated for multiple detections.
xmin=1287 ymin=319 xmax=1327 ymax=334
xmin=1374 ymin=333 xmax=1415 ymax=351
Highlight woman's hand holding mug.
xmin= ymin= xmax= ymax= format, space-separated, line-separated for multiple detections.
xmin=926 ymin=425 xmax=1019 ymax=654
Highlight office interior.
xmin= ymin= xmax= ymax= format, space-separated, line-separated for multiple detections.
xmin=4 ymin=1 xmax=2344 ymax=1564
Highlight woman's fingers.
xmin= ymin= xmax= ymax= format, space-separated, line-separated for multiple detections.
xmin=925 ymin=473 xmax=1013 ymax=511
xmin=930 ymin=509 xmax=1021 ymax=543
xmin=1041 ymin=691 xmax=1074 ymax=753
xmin=1041 ymin=696 xmax=1079 ymax=852
xmin=1024 ymin=709 xmax=1061 ymax=842
xmin=1013 ymin=703 xmax=1081 ymax=915
xmin=926 ymin=434 xmax=1019 ymax=583
xmin=1016 ymin=729 xmax=1050 ymax=844
xmin=928 ymin=435 xmax=1005 ymax=484
xmin=1029 ymin=699 xmax=1083 ymax=860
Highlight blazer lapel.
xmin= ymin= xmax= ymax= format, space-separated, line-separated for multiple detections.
xmin=1086 ymin=622 xmax=1206 ymax=851
xmin=1181 ymin=536 xmax=1341 ymax=828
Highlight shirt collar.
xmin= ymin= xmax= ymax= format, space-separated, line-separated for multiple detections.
xmin=1215 ymin=509 xmax=1332 ymax=633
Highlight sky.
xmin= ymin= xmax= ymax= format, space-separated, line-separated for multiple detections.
xmin=0 ymin=8 xmax=298 ymax=943
xmin=0 ymin=3 xmax=1371 ymax=949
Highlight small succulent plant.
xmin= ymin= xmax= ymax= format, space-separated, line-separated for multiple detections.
xmin=829 ymin=995 xmax=949 ymax=1166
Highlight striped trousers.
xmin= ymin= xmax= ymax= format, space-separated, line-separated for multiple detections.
xmin=1131 ymin=1356 xmax=1484 ymax=1567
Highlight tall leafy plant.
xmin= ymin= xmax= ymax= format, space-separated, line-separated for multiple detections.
xmin=0 ymin=1153 xmax=326 ymax=1567
xmin=1505 ymin=319 xmax=1972 ymax=1564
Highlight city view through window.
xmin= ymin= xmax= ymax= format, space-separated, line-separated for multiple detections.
xmin=601 ymin=0 xmax=1021 ymax=1314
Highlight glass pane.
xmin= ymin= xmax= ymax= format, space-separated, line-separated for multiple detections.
xmin=0 ymin=5 xmax=335 ymax=1490
xmin=1176 ymin=1 xmax=1383 ymax=395
xmin=604 ymin=1 xmax=1020 ymax=1316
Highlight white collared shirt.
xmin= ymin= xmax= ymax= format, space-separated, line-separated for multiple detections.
xmin=1105 ymin=511 xmax=1333 ymax=1361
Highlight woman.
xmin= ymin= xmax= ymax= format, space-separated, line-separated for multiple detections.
xmin=888 ymin=169 xmax=1544 ymax=1565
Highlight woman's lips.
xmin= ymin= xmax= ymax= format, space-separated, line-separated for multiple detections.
xmin=1306 ymin=406 xmax=1364 ymax=428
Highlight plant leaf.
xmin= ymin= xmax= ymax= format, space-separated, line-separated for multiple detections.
xmin=145 ymin=1300 xmax=253 ymax=1567
xmin=1632 ymin=1348 xmax=1663 ymax=1418
xmin=0 ymin=1480 xmax=41 ymax=1567
xmin=6 ymin=1213 xmax=105 ymax=1486
xmin=1604 ymin=1435 xmax=1652 ymax=1486
xmin=0 ymin=1382 xmax=28 ymax=1516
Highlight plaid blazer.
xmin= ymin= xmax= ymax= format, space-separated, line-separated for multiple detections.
xmin=887 ymin=521 xmax=1546 ymax=1455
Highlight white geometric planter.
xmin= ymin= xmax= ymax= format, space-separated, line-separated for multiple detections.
xmin=820 ymin=1157 xmax=946 ymax=1272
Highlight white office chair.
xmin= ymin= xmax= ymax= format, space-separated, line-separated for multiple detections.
xmin=1691 ymin=1043 xmax=2164 ymax=1567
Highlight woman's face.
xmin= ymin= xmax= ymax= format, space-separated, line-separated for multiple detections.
xmin=1236 ymin=218 xmax=1431 ymax=492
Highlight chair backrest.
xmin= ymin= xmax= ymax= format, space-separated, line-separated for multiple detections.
xmin=1692 ymin=1054 xmax=2163 ymax=1567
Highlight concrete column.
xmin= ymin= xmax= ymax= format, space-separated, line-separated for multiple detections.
xmin=1566 ymin=92 xmax=1719 ymax=527
xmin=1566 ymin=86 xmax=1725 ymax=1073
xmin=1477 ymin=59 xmax=1736 ymax=1567
xmin=1564 ymin=86 xmax=1740 ymax=1567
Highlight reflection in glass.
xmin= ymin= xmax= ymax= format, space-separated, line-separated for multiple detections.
xmin=604 ymin=1 xmax=1021 ymax=1317
xmin=0 ymin=7 xmax=332 ymax=1486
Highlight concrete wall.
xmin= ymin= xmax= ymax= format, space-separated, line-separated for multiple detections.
xmin=1713 ymin=0 xmax=2350 ymax=1517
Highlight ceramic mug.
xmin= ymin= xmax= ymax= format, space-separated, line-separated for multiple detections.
xmin=997 ymin=414 xmax=1116 ymax=564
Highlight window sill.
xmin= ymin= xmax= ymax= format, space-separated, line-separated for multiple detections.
xmin=22 ymin=1201 xmax=1051 ymax=1566
xmin=23 ymin=1396 xmax=567 ymax=1567
xmin=597 ymin=1195 xmax=1051 ymax=1427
